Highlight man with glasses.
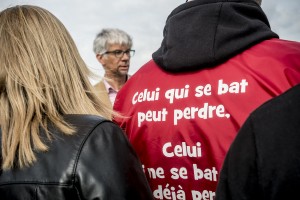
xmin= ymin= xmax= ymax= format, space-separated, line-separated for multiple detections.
xmin=93 ymin=28 xmax=134 ymax=108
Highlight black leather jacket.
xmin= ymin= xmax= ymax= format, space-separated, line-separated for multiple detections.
xmin=0 ymin=115 xmax=153 ymax=200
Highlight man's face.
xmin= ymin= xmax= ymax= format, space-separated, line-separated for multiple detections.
xmin=97 ymin=43 xmax=131 ymax=77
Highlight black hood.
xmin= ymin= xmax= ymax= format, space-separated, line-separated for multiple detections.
xmin=152 ymin=0 xmax=278 ymax=72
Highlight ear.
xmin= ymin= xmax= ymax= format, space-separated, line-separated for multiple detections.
xmin=96 ymin=54 xmax=106 ymax=65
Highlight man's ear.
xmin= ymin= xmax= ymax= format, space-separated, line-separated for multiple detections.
xmin=96 ymin=54 xmax=105 ymax=65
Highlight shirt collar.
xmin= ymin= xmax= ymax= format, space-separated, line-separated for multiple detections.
xmin=102 ymin=75 xmax=131 ymax=93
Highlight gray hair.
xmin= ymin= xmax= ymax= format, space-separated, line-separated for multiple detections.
xmin=93 ymin=28 xmax=133 ymax=55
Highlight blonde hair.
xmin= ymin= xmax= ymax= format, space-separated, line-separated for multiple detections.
xmin=0 ymin=5 xmax=112 ymax=170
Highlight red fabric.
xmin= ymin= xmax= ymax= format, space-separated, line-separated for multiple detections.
xmin=114 ymin=39 xmax=300 ymax=200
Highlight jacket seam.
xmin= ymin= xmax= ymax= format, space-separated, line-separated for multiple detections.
xmin=0 ymin=181 xmax=72 ymax=186
xmin=70 ymin=119 xmax=111 ymax=183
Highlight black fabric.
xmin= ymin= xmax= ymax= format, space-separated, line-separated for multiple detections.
xmin=216 ymin=84 xmax=300 ymax=200
xmin=0 ymin=115 xmax=153 ymax=200
xmin=152 ymin=0 xmax=278 ymax=72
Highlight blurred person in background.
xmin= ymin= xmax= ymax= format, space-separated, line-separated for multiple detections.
xmin=93 ymin=28 xmax=134 ymax=109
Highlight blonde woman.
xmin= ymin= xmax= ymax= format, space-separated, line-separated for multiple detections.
xmin=0 ymin=5 xmax=152 ymax=200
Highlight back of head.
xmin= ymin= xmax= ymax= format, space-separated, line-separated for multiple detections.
xmin=0 ymin=5 xmax=111 ymax=170
xmin=186 ymin=0 xmax=261 ymax=5
xmin=254 ymin=0 xmax=262 ymax=5
xmin=93 ymin=28 xmax=133 ymax=54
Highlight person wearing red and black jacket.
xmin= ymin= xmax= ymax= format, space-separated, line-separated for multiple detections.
xmin=216 ymin=84 xmax=300 ymax=200
xmin=113 ymin=0 xmax=300 ymax=199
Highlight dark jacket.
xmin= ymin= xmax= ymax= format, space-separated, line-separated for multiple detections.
xmin=216 ymin=84 xmax=300 ymax=200
xmin=0 ymin=115 xmax=153 ymax=200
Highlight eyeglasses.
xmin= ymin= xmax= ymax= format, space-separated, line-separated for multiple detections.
xmin=103 ymin=49 xmax=135 ymax=58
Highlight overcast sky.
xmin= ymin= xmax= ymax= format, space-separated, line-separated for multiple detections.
xmin=1 ymin=0 xmax=299 ymax=84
